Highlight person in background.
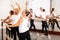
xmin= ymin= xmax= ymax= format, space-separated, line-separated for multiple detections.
xmin=40 ymin=9 xmax=48 ymax=35
xmin=29 ymin=8 xmax=36 ymax=32
xmin=49 ymin=8 xmax=60 ymax=31
xmin=39 ymin=7 xmax=51 ymax=39
xmin=2 ymin=10 xmax=14 ymax=40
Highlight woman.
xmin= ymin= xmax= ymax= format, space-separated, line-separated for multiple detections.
xmin=2 ymin=10 xmax=14 ymax=40
xmin=6 ymin=10 xmax=31 ymax=40
xmin=49 ymin=8 xmax=60 ymax=30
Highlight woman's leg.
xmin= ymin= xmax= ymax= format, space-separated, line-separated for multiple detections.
xmin=19 ymin=33 xmax=25 ymax=40
xmin=44 ymin=21 xmax=48 ymax=36
xmin=26 ymin=31 xmax=31 ymax=40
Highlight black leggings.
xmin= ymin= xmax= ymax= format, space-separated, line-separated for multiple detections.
xmin=19 ymin=31 xmax=31 ymax=40
xmin=6 ymin=28 xmax=11 ymax=37
xmin=30 ymin=19 xmax=36 ymax=31
xmin=6 ymin=27 xmax=19 ymax=40
xmin=42 ymin=21 xmax=48 ymax=36
xmin=11 ymin=27 xmax=19 ymax=40
xmin=49 ymin=19 xmax=60 ymax=30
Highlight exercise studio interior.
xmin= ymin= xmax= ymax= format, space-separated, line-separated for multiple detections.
xmin=0 ymin=0 xmax=60 ymax=40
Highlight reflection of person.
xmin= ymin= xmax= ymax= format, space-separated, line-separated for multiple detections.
xmin=49 ymin=8 xmax=60 ymax=30
xmin=6 ymin=10 xmax=31 ymax=40
xmin=29 ymin=8 xmax=36 ymax=31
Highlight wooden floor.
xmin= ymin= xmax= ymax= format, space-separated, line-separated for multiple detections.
xmin=30 ymin=32 xmax=60 ymax=40
xmin=0 ymin=29 xmax=60 ymax=40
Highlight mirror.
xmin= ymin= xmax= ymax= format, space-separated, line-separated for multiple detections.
xmin=51 ymin=0 xmax=60 ymax=32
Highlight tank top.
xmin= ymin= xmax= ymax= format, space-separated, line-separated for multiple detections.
xmin=19 ymin=17 xmax=29 ymax=33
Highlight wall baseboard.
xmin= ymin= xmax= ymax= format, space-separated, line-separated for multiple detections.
xmin=30 ymin=29 xmax=60 ymax=35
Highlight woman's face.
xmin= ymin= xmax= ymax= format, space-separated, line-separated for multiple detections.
xmin=40 ymin=7 xmax=43 ymax=11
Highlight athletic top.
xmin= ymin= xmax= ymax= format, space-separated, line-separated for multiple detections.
xmin=50 ymin=12 xmax=57 ymax=19
xmin=40 ymin=12 xmax=47 ymax=21
xmin=31 ymin=13 xmax=35 ymax=19
xmin=19 ymin=17 xmax=29 ymax=33
xmin=10 ymin=13 xmax=22 ymax=24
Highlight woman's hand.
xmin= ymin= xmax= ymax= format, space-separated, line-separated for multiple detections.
xmin=4 ymin=23 xmax=11 ymax=30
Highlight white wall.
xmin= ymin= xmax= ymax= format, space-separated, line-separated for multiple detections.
xmin=52 ymin=0 xmax=60 ymax=15
xmin=0 ymin=0 xmax=27 ymax=19
xmin=0 ymin=0 xmax=50 ymax=19
xmin=0 ymin=0 xmax=10 ymax=19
